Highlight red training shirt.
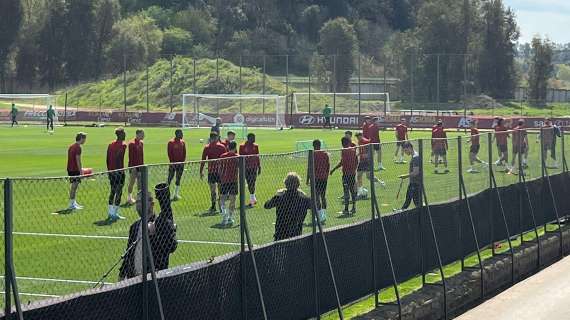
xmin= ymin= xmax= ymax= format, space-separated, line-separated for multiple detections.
xmin=368 ymin=123 xmax=380 ymax=143
xmin=358 ymin=137 xmax=371 ymax=161
xmin=341 ymin=148 xmax=358 ymax=175
xmin=396 ymin=124 xmax=408 ymax=141
xmin=512 ymin=125 xmax=527 ymax=147
xmin=128 ymin=138 xmax=144 ymax=167
xmin=168 ymin=138 xmax=186 ymax=163
xmin=470 ymin=128 xmax=480 ymax=146
xmin=219 ymin=151 xmax=238 ymax=183
xmin=431 ymin=126 xmax=447 ymax=148
xmin=239 ymin=142 xmax=261 ymax=170
xmin=314 ymin=150 xmax=330 ymax=181
xmin=362 ymin=122 xmax=372 ymax=139
xmin=67 ymin=143 xmax=82 ymax=172
xmin=107 ymin=140 xmax=127 ymax=170
xmin=494 ymin=125 xmax=509 ymax=146
xmin=201 ymin=142 xmax=227 ymax=174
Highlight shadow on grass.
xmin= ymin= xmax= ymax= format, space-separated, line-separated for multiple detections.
xmin=210 ymin=223 xmax=240 ymax=230
xmin=197 ymin=210 xmax=218 ymax=217
xmin=93 ymin=218 xmax=116 ymax=226
xmin=51 ymin=208 xmax=74 ymax=215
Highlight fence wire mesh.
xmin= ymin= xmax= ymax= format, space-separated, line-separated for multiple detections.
xmin=2 ymin=128 xmax=570 ymax=319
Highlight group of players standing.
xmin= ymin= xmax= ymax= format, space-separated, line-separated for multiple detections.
xmin=65 ymin=124 xmax=261 ymax=226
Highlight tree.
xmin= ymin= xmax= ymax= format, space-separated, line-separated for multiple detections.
xmin=64 ymin=0 xmax=97 ymax=81
xmin=162 ymin=28 xmax=193 ymax=55
xmin=528 ymin=37 xmax=554 ymax=104
xmin=0 ymin=0 xmax=22 ymax=91
xmin=172 ymin=9 xmax=216 ymax=46
xmin=93 ymin=0 xmax=121 ymax=77
xmin=478 ymin=0 xmax=519 ymax=99
xmin=318 ymin=18 xmax=359 ymax=92
xmin=105 ymin=14 xmax=163 ymax=72
xmin=37 ymin=0 xmax=66 ymax=90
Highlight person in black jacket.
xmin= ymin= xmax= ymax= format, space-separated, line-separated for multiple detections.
xmin=264 ymin=172 xmax=312 ymax=241
xmin=119 ymin=185 xmax=177 ymax=280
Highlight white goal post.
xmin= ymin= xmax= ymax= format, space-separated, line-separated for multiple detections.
xmin=181 ymin=94 xmax=287 ymax=129
xmin=0 ymin=94 xmax=59 ymax=125
xmin=292 ymin=92 xmax=391 ymax=115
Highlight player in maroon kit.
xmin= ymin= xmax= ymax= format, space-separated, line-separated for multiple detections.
xmin=369 ymin=117 xmax=385 ymax=170
xmin=467 ymin=120 xmax=486 ymax=173
xmin=127 ymin=129 xmax=145 ymax=205
xmin=221 ymin=130 xmax=236 ymax=149
xmin=106 ymin=128 xmax=127 ymax=221
xmin=510 ymin=119 xmax=528 ymax=174
xmin=355 ymin=132 xmax=371 ymax=199
xmin=219 ymin=141 xmax=239 ymax=226
xmin=167 ymin=129 xmax=186 ymax=200
xmin=306 ymin=139 xmax=330 ymax=222
xmin=493 ymin=117 xmax=510 ymax=170
xmin=362 ymin=116 xmax=372 ymax=140
xmin=394 ymin=118 xmax=409 ymax=164
xmin=200 ymin=132 xmax=228 ymax=213
xmin=67 ymin=132 xmax=87 ymax=210
xmin=330 ymin=137 xmax=358 ymax=215
xmin=239 ymin=133 xmax=261 ymax=207
xmin=431 ymin=120 xmax=449 ymax=173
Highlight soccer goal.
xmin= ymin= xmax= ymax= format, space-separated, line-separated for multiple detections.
xmin=181 ymin=94 xmax=287 ymax=129
xmin=0 ymin=94 xmax=59 ymax=129
xmin=292 ymin=92 xmax=391 ymax=115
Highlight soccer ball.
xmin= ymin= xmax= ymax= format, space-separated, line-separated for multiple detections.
xmin=199 ymin=138 xmax=204 ymax=143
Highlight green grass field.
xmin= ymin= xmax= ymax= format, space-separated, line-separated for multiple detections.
xmin=0 ymin=124 xmax=566 ymax=318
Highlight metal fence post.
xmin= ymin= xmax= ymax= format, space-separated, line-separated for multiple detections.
xmin=368 ymin=147 xmax=379 ymax=306
xmin=436 ymin=54 xmax=440 ymax=118
xmin=64 ymin=92 xmax=68 ymax=126
xmin=141 ymin=168 xmax=149 ymax=320
xmin=123 ymin=53 xmax=127 ymax=126
xmin=239 ymin=55 xmax=243 ymax=113
xmin=239 ymin=156 xmax=268 ymax=320
xmin=146 ymin=63 xmax=150 ymax=112
xmin=332 ymin=55 xmax=336 ymax=115
xmin=239 ymin=157 xmax=247 ymax=320
xmin=308 ymin=150 xmax=320 ymax=319
xmin=488 ymin=133 xmax=495 ymax=255
xmin=358 ymin=56 xmax=361 ymax=116
xmin=4 ymin=179 xmax=23 ymax=320
xmin=562 ymin=128 xmax=568 ymax=173
xmin=262 ymin=55 xmax=267 ymax=114
xmin=457 ymin=137 xmax=464 ymax=270
xmin=418 ymin=139 xmax=425 ymax=285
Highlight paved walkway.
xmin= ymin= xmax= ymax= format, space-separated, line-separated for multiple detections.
xmin=457 ymin=256 xmax=570 ymax=320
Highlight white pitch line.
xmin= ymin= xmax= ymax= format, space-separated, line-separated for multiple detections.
xmin=0 ymin=275 xmax=112 ymax=286
xmin=0 ymin=292 xmax=61 ymax=298
xmin=8 ymin=231 xmax=242 ymax=246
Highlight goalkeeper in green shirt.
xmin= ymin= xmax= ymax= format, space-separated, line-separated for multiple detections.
xmin=10 ymin=103 xmax=18 ymax=127
xmin=322 ymin=104 xmax=332 ymax=129
xmin=47 ymin=105 xmax=56 ymax=131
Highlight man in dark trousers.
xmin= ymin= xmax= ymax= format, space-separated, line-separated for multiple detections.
xmin=399 ymin=142 xmax=422 ymax=211
xmin=119 ymin=186 xmax=177 ymax=280
xmin=106 ymin=127 xmax=127 ymax=221
xmin=167 ymin=129 xmax=186 ymax=200
xmin=264 ymin=172 xmax=312 ymax=241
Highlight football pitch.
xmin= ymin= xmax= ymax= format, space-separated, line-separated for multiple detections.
xmin=0 ymin=125 xmax=560 ymax=309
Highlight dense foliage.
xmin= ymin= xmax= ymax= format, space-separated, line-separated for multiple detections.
xmin=2 ymin=0 xmax=558 ymax=102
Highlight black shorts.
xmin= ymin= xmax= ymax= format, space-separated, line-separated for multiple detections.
xmin=373 ymin=144 xmax=381 ymax=151
xmin=357 ymin=160 xmax=370 ymax=172
xmin=220 ymin=182 xmax=238 ymax=195
xmin=513 ymin=144 xmax=527 ymax=154
xmin=433 ymin=147 xmax=446 ymax=156
xmin=470 ymin=145 xmax=480 ymax=154
xmin=68 ymin=170 xmax=81 ymax=184
xmin=342 ymin=174 xmax=356 ymax=189
xmin=208 ymin=172 xmax=221 ymax=184
xmin=109 ymin=171 xmax=126 ymax=185
xmin=497 ymin=144 xmax=508 ymax=153
xmin=315 ymin=179 xmax=328 ymax=195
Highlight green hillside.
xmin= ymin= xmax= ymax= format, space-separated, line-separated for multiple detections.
xmin=56 ymin=57 xmax=288 ymax=112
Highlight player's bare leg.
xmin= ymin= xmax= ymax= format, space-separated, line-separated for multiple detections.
xmin=126 ymin=169 xmax=138 ymax=204
xmin=68 ymin=181 xmax=82 ymax=209
xmin=220 ymin=194 xmax=228 ymax=225
xmin=209 ymin=183 xmax=217 ymax=213
xmin=228 ymin=195 xmax=236 ymax=225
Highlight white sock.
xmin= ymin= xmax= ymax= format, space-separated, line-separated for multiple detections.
xmin=175 ymin=185 xmax=180 ymax=196
xmin=113 ymin=206 xmax=119 ymax=215
xmin=69 ymin=199 xmax=75 ymax=207
xmin=108 ymin=205 xmax=114 ymax=216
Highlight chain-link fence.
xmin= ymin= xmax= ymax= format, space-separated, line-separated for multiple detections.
xmin=2 ymin=130 xmax=570 ymax=319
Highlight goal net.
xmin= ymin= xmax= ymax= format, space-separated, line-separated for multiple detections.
xmin=293 ymin=92 xmax=390 ymax=115
xmin=0 ymin=94 xmax=59 ymax=128
xmin=181 ymin=94 xmax=287 ymax=129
